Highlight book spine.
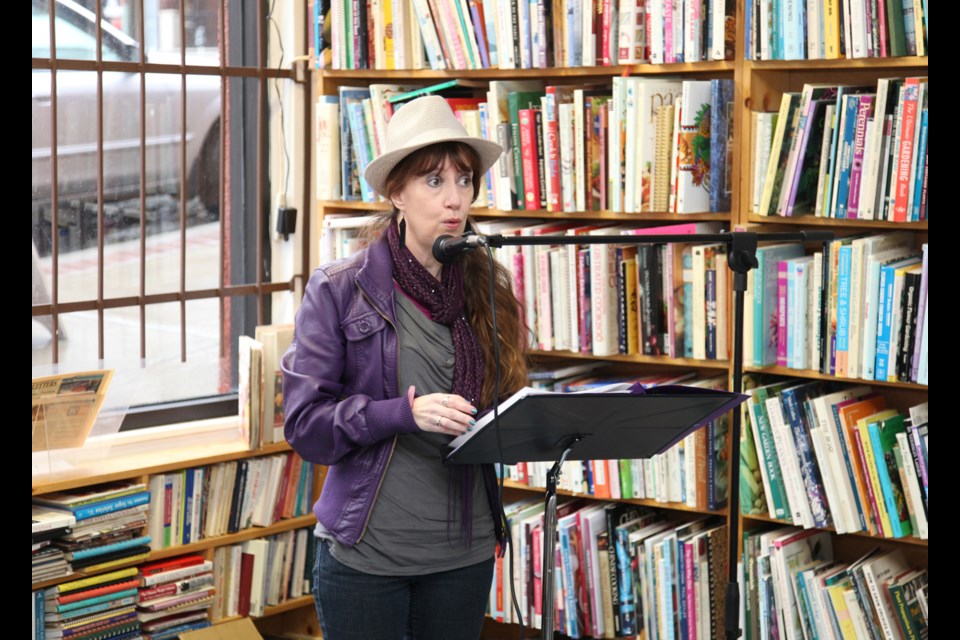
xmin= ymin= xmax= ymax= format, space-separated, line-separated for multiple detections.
xmin=892 ymin=82 xmax=919 ymax=222
xmin=846 ymin=97 xmax=873 ymax=218
xmin=73 ymin=492 xmax=151 ymax=521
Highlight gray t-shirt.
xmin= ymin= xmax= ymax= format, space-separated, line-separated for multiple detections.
xmin=324 ymin=290 xmax=496 ymax=575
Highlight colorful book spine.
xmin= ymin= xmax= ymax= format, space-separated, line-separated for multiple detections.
xmin=911 ymin=109 xmax=928 ymax=222
xmin=71 ymin=491 xmax=151 ymax=521
xmin=892 ymin=81 xmax=920 ymax=222
xmin=846 ymin=95 xmax=875 ymax=218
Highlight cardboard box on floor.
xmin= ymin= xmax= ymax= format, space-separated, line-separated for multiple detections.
xmin=180 ymin=617 xmax=264 ymax=640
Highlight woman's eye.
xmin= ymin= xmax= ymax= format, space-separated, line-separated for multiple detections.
xmin=458 ymin=176 xmax=472 ymax=187
xmin=426 ymin=176 xmax=441 ymax=187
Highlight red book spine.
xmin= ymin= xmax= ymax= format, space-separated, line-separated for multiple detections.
xmin=519 ymin=108 xmax=541 ymax=210
xmin=776 ymin=260 xmax=789 ymax=366
xmin=237 ymin=552 xmax=255 ymax=617
xmin=892 ymin=88 xmax=918 ymax=222
xmin=546 ymin=88 xmax=562 ymax=212
xmin=601 ymin=0 xmax=613 ymax=64
xmin=599 ymin=104 xmax=608 ymax=211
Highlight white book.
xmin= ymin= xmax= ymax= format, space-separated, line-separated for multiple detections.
xmin=895 ymin=431 xmax=927 ymax=539
xmin=558 ymin=101 xmax=576 ymax=212
xmin=788 ymin=256 xmax=813 ymax=369
xmin=765 ymin=395 xmax=814 ymax=528
xmin=676 ymin=80 xmax=711 ymax=213
xmin=589 ymin=231 xmax=621 ymax=356
xmin=808 ymin=252 xmax=823 ymax=370
xmin=844 ymin=587 xmax=873 ymax=640
xmin=634 ymin=80 xmax=683 ymax=212
xmin=710 ymin=0 xmax=727 ymax=59
xmin=848 ymin=0 xmax=868 ymax=57
xmin=814 ymin=105 xmax=836 ymax=217
xmin=487 ymin=80 xmax=544 ymax=210
xmin=807 ymin=0 xmax=822 ymax=58
xmin=861 ymin=549 xmax=910 ymax=640
xmin=691 ymin=244 xmax=708 ymax=360
xmin=811 ymin=385 xmax=872 ymax=533
xmin=410 ymin=0 xmax=447 ymax=69
xmin=315 ymin=98 xmax=341 ymax=201
xmin=618 ymin=0 xmax=641 ymax=63
xmin=858 ymin=79 xmax=897 ymax=220
xmin=574 ymin=89 xmax=588 ymax=211
xmin=753 ymin=112 xmax=777 ymax=213
xmin=771 ymin=529 xmax=834 ymax=640
xmin=849 ymin=233 xmax=911 ymax=379
xmin=609 ymin=79 xmax=624 ymax=211
xmin=241 ymin=538 xmax=270 ymax=617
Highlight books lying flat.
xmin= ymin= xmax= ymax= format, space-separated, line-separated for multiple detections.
xmin=446 ymin=384 xmax=747 ymax=464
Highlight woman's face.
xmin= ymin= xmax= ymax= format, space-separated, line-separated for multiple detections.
xmin=390 ymin=159 xmax=473 ymax=279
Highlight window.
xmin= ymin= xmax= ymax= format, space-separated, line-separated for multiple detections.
xmin=32 ymin=0 xmax=306 ymax=428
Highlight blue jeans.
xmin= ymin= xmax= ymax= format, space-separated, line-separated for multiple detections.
xmin=313 ymin=539 xmax=495 ymax=640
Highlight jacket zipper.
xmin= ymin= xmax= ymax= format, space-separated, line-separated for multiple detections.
xmin=356 ymin=282 xmax=401 ymax=543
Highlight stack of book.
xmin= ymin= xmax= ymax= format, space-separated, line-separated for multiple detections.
xmin=41 ymin=567 xmax=143 ymax=640
xmin=33 ymin=481 xmax=152 ymax=576
xmin=137 ymin=554 xmax=215 ymax=639
xmin=32 ymin=505 xmax=75 ymax=583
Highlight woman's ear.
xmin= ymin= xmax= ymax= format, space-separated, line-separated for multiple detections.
xmin=390 ymin=195 xmax=404 ymax=210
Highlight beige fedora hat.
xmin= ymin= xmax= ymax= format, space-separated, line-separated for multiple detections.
xmin=363 ymin=95 xmax=503 ymax=198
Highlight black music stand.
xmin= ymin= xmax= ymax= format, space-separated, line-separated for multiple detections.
xmin=446 ymin=384 xmax=749 ymax=639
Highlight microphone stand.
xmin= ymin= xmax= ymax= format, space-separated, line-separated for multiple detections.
xmin=476 ymin=229 xmax=833 ymax=640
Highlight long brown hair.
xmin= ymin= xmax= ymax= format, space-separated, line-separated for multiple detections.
xmin=367 ymin=141 xmax=528 ymax=408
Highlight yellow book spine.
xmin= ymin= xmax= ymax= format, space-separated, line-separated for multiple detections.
xmin=857 ymin=415 xmax=892 ymax=537
xmin=826 ymin=584 xmax=859 ymax=640
xmin=823 ymin=0 xmax=842 ymax=59
xmin=78 ymin=552 xmax=151 ymax=575
xmin=55 ymin=566 xmax=140 ymax=592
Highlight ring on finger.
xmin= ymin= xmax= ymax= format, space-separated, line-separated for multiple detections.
xmin=442 ymin=395 xmax=450 ymax=407
xmin=435 ymin=415 xmax=442 ymax=427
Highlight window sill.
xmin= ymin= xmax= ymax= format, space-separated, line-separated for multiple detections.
xmin=32 ymin=415 xmax=248 ymax=493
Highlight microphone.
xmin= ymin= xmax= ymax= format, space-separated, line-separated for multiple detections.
xmin=432 ymin=233 xmax=486 ymax=264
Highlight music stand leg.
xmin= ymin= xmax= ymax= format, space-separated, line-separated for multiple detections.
xmin=540 ymin=439 xmax=580 ymax=640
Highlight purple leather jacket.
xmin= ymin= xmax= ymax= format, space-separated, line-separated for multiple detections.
xmin=281 ymin=234 xmax=506 ymax=549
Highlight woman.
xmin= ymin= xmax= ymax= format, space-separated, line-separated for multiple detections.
xmin=282 ymin=95 xmax=528 ymax=640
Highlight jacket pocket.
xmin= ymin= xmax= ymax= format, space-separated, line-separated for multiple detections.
xmin=342 ymin=312 xmax=387 ymax=378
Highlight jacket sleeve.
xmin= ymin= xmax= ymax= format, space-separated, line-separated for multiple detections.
xmin=280 ymin=268 xmax=420 ymax=466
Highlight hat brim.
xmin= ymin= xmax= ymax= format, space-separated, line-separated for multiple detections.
xmin=363 ymin=133 xmax=504 ymax=200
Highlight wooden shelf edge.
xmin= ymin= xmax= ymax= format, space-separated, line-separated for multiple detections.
xmin=742 ymin=365 xmax=929 ymax=390
xmin=744 ymin=214 xmax=928 ymax=230
xmin=502 ymin=480 xmax=727 ymax=517
xmin=529 ymin=349 xmax=732 ymax=370
xmin=741 ymin=513 xmax=928 ymax=547
xmin=320 ymin=61 xmax=734 ymax=80
xmin=747 ymin=56 xmax=928 ymax=71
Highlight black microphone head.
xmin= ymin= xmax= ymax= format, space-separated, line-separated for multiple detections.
xmin=432 ymin=235 xmax=456 ymax=264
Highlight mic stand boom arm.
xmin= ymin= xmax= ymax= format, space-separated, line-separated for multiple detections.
xmin=480 ymin=230 xmax=833 ymax=640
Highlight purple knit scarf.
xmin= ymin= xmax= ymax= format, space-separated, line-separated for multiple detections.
xmin=386 ymin=222 xmax=486 ymax=545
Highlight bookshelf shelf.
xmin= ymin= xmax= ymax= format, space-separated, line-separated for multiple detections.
xmin=321 ymin=61 xmax=735 ymax=80
xmin=742 ymin=365 xmax=929 ymax=390
xmin=745 ymin=214 xmax=928 ymax=231
xmin=741 ymin=513 xmax=929 ymax=547
xmin=528 ymin=348 xmax=731 ymax=370
xmin=502 ymin=480 xmax=728 ymax=517
xmin=746 ymin=56 xmax=929 ymax=71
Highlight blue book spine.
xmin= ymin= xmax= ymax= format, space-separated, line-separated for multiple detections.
xmin=911 ymin=109 xmax=928 ymax=222
xmin=567 ymin=0 xmax=581 ymax=67
xmin=752 ymin=248 xmax=766 ymax=365
xmin=35 ymin=589 xmax=45 ymax=640
xmin=558 ymin=523 xmax=580 ymax=637
xmin=517 ymin=0 xmax=532 ymax=68
xmin=834 ymin=95 xmax=860 ymax=219
xmin=836 ymin=245 xmax=852 ymax=365
xmin=710 ymin=79 xmax=734 ymax=212
xmin=868 ymin=422 xmax=906 ymax=538
xmin=347 ymin=102 xmax=375 ymax=202
xmin=744 ymin=0 xmax=752 ymax=60
xmin=56 ymin=588 xmax=140 ymax=613
xmin=662 ymin=539 xmax=676 ymax=640
xmin=874 ymin=263 xmax=896 ymax=381
xmin=182 ymin=468 xmax=193 ymax=545
xmin=483 ymin=0 xmax=498 ymax=67
xmin=771 ymin=0 xmax=782 ymax=58
xmin=468 ymin=2 xmax=490 ymax=68
xmin=69 ymin=535 xmax=154 ymax=561
xmin=313 ymin=0 xmax=321 ymax=69
xmin=781 ymin=387 xmax=831 ymax=527
xmin=677 ymin=540 xmax=688 ymax=640
xmin=782 ymin=0 xmax=804 ymax=59
xmin=615 ymin=526 xmax=637 ymax=636
xmin=73 ymin=491 xmax=151 ymax=521
xmin=59 ymin=596 xmax=137 ymax=621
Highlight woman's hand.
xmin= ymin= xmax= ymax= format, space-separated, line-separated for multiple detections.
xmin=407 ymin=386 xmax=477 ymax=436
